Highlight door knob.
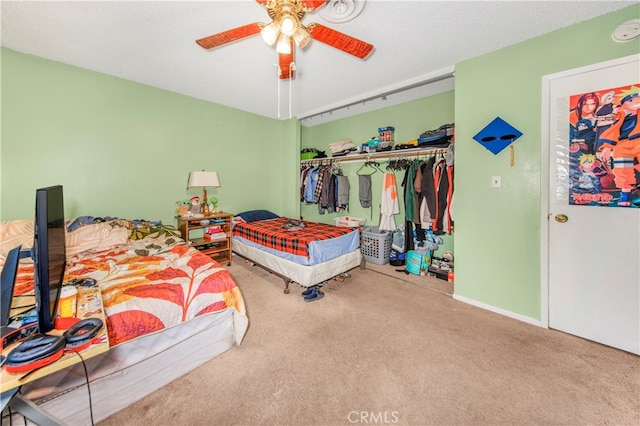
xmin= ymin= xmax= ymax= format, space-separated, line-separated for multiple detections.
xmin=554 ymin=214 xmax=568 ymax=223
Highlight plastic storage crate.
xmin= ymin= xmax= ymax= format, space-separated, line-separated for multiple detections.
xmin=360 ymin=226 xmax=393 ymax=265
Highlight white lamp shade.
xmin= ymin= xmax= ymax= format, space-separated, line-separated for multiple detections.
xmin=188 ymin=171 xmax=220 ymax=188
xmin=292 ymin=25 xmax=310 ymax=48
xmin=276 ymin=33 xmax=292 ymax=54
xmin=280 ymin=14 xmax=296 ymax=36
xmin=261 ymin=21 xmax=280 ymax=46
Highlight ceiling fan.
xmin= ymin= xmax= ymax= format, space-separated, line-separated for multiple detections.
xmin=196 ymin=0 xmax=374 ymax=80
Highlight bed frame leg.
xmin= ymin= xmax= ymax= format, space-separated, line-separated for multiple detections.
xmin=284 ymin=280 xmax=291 ymax=294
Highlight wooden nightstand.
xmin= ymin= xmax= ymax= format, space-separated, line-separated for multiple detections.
xmin=177 ymin=213 xmax=233 ymax=266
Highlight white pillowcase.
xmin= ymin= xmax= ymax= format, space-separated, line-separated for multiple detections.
xmin=0 ymin=220 xmax=129 ymax=265
xmin=0 ymin=219 xmax=35 ymax=263
xmin=65 ymin=223 xmax=129 ymax=258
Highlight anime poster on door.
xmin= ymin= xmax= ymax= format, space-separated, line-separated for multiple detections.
xmin=568 ymin=84 xmax=640 ymax=207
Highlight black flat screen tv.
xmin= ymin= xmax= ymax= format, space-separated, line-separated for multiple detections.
xmin=33 ymin=185 xmax=66 ymax=334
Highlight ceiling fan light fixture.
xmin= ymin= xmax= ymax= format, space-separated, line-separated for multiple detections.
xmin=261 ymin=20 xmax=281 ymax=45
xmin=276 ymin=33 xmax=292 ymax=54
xmin=292 ymin=25 xmax=310 ymax=48
xmin=280 ymin=13 xmax=297 ymax=36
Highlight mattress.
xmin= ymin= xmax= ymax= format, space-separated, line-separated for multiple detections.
xmin=233 ymin=236 xmax=362 ymax=288
xmin=18 ymin=310 xmax=241 ymax=424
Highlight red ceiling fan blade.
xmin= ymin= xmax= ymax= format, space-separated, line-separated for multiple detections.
xmin=278 ymin=40 xmax=296 ymax=80
xmin=308 ymin=23 xmax=373 ymax=59
xmin=301 ymin=1 xmax=327 ymax=11
xmin=196 ymin=23 xmax=263 ymax=49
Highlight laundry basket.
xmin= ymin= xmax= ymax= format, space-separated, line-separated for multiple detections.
xmin=360 ymin=226 xmax=393 ymax=265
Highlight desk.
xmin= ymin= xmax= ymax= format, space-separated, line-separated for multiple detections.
xmin=1 ymin=284 xmax=109 ymax=425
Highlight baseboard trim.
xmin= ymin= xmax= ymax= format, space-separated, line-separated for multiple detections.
xmin=452 ymin=294 xmax=546 ymax=328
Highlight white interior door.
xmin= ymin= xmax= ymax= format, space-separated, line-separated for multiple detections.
xmin=546 ymin=56 xmax=640 ymax=355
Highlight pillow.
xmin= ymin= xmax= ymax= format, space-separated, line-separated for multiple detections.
xmin=232 ymin=216 xmax=246 ymax=229
xmin=65 ymin=222 xmax=129 ymax=258
xmin=0 ymin=220 xmax=34 ymax=258
xmin=235 ymin=210 xmax=280 ymax=223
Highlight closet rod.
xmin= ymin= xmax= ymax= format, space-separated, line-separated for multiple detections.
xmin=298 ymin=70 xmax=455 ymax=122
xmin=300 ymin=146 xmax=449 ymax=165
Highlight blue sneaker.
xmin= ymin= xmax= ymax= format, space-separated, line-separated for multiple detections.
xmin=301 ymin=286 xmax=317 ymax=297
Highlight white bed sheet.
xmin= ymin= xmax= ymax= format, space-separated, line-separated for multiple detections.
xmin=17 ymin=308 xmax=247 ymax=424
xmin=233 ymin=237 xmax=362 ymax=288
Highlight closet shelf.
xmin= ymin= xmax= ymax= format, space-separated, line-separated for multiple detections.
xmin=300 ymin=145 xmax=450 ymax=165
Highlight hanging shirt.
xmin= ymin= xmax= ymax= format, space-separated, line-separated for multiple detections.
xmin=379 ymin=173 xmax=400 ymax=231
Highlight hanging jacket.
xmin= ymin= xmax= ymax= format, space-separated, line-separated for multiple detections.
xmin=303 ymin=167 xmax=319 ymax=204
xmin=402 ymin=160 xmax=420 ymax=222
xmin=420 ymin=156 xmax=437 ymax=223
xmin=432 ymin=158 xmax=449 ymax=234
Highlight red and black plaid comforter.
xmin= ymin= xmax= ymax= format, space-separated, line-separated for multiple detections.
xmin=233 ymin=217 xmax=355 ymax=258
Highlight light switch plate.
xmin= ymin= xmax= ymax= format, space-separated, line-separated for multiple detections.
xmin=491 ymin=176 xmax=502 ymax=188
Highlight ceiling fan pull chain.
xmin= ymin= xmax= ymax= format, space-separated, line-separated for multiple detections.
xmin=275 ymin=63 xmax=281 ymax=118
xmin=289 ymin=61 xmax=296 ymax=119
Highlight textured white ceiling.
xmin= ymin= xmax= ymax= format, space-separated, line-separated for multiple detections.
xmin=1 ymin=1 xmax=636 ymax=125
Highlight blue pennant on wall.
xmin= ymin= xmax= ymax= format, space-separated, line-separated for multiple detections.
xmin=473 ymin=117 xmax=522 ymax=155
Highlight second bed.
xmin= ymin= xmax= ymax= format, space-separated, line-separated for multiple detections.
xmin=232 ymin=212 xmax=362 ymax=293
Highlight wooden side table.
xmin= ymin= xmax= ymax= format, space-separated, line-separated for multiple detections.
xmin=177 ymin=213 xmax=233 ymax=266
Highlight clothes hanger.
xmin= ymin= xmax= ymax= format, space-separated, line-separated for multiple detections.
xmin=356 ymin=160 xmax=378 ymax=176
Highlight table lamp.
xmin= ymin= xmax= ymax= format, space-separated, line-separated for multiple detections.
xmin=187 ymin=171 xmax=220 ymax=215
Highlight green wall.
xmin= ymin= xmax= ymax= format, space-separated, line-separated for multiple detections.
xmin=453 ymin=6 xmax=639 ymax=320
xmin=1 ymin=48 xmax=293 ymax=226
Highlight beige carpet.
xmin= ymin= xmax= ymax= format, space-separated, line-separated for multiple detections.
xmin=100 ymin=259 xmax=639 ymax=426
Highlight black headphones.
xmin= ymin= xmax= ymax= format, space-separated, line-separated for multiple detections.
xmin=64 ymin=318 xmax=103 ymax=350
xmin=5 ymin=334 xmax=66 ymax=373
xmin=4 ymin=318 xmax=104 ymax=373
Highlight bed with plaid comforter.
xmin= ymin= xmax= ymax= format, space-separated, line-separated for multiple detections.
xmin=232 ymin=217 xmax=360 ymax=265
